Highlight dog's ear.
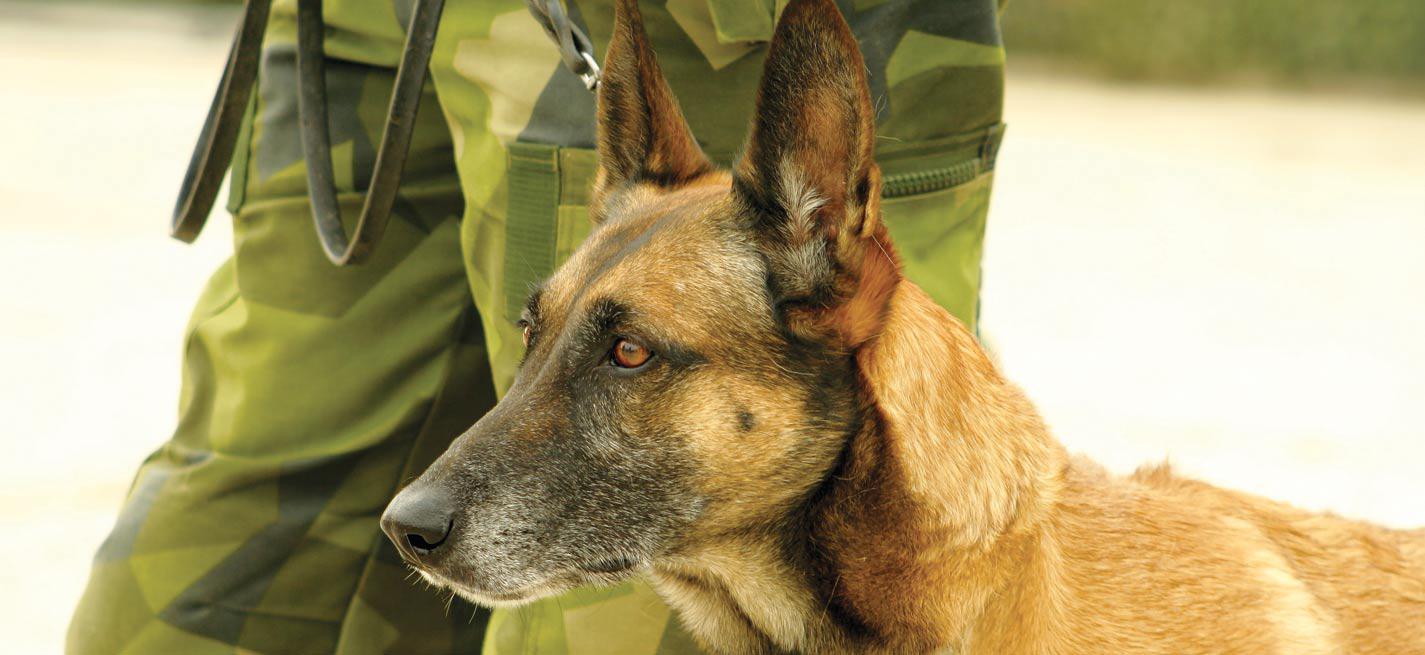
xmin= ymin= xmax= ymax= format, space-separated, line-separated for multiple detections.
xmin=733 ymin=0 xmax=897 ymax=346
xmin=593 ymin=0 xmax=713 ymax=214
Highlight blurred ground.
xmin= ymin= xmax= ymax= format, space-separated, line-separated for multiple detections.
xmin=0 ymin=3 xmax=238 ymax=653
xmin=2 ymin=1 xmax=1423 ymax=653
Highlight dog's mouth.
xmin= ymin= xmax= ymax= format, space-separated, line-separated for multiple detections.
xmin=411 ymin=555 xmax=647 ymax=607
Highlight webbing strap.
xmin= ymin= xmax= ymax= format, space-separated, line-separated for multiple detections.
xmin=503 ymin=143 xmax=564 ymax=318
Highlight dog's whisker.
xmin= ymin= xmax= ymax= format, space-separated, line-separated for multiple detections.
xmin=819 ymin=573 xmax=842 ymax=627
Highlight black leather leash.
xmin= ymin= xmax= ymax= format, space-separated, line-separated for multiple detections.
xmin=170 ymin=0 xmax=270 ymax=244
xmin=295 ymin=0 xmax=445 ymax=265
xmin=172 ymin=0 xmax=598 ymax=266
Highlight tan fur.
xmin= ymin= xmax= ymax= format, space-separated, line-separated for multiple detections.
xmin=653 ymin=280 xmax=1425 ymax=654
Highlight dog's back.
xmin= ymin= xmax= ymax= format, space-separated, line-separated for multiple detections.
xmin=969 ymin=458 xmax=1425 ymax=654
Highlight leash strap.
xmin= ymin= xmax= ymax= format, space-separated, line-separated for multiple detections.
xmin=295 ymin=0 xmax=446 ymax=265
xmin=173 ymin=0 xmax=594 ymax=264
xmin=169 ymin=0 xmax=448 ymax=267
xmin=170 ymin=0 xmax=271 ymax=243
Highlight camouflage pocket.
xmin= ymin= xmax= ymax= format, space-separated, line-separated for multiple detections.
xmin=882 ymin=171 xmax=993 ymax=332
xmin=877 ymin=123 xmax=1004 ymax=332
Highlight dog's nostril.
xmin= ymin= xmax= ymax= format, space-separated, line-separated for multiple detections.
xmin=405 ymin=520 xmax=452 ymax=554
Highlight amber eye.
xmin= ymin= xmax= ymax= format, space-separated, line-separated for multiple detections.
xmin=611 ymin=338 xmax=652 ymax=369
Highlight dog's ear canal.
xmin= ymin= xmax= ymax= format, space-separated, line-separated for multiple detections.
xmin=592 ymin=0 xmax=712 ymax=211
xmin=734 ymin=0 xmax=894 ymax=343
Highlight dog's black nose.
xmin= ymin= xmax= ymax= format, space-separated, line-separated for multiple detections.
xmin=381 ymin=485 xmax=454 ymax=560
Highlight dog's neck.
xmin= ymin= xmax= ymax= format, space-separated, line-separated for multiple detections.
xmin=652 ymin=280 xmax=1069 ymax=654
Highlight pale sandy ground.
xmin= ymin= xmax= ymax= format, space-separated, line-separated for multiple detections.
xmin=2 ymin=2 xmax=1424 ymax=653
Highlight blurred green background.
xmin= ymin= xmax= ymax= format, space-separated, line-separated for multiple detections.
xmin=117 ymin=0 xmax=1425 ymax=93
xmin=1002 ymin=0 xmax=1425 ymax=92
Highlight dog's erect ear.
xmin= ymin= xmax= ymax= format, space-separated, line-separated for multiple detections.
xmin=734 ymin=0 xmax=896 ymax=345
xmin=593 ymin=0 xmax=712 ymax=212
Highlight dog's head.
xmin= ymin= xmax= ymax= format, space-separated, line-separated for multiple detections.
xmin=382 ymin=0 xmax=899 ymax=606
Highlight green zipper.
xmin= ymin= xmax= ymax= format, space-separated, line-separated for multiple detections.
xmin=877 ymin=123 xmax=1003 ymax=199
xmin=880 ymin=159 xmax=983 ymax=198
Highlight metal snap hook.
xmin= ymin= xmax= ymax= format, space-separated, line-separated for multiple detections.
xmin=526 ymin=0 xmax=603 ymax=91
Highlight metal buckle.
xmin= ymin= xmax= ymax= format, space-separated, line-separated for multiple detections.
xmin=296 ymin=0 xmax=446 ymax=266
xmin=170 ymin=0 xmax=271 ymax=243
xmin=526 ymin=0 xmax=602 ymax=91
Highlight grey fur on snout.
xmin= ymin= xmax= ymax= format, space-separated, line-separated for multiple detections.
xmin=393 ymin=393 xmax=705 ymax=606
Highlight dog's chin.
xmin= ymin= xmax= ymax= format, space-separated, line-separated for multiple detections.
xmin=431 ymin=571 xmax=562 ymax=607
xmin=412 ymin=559 xmax=647 ymax=608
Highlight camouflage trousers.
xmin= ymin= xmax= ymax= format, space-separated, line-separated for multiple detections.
xmin=68 ymin=1 xmax=1005 ymax=653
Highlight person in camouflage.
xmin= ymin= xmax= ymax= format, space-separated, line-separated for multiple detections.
xmin=67 ymin=1 xmax=1007 ymax=653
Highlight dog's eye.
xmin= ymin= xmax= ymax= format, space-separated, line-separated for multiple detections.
xmin=611 ymin=338 xmax=651 ymax=369
xmin=518 ymin=320 xmax=532 ymax=348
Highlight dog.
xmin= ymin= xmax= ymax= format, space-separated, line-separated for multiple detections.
xmin=381 ymin=0 xmax=1425 ymax=652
